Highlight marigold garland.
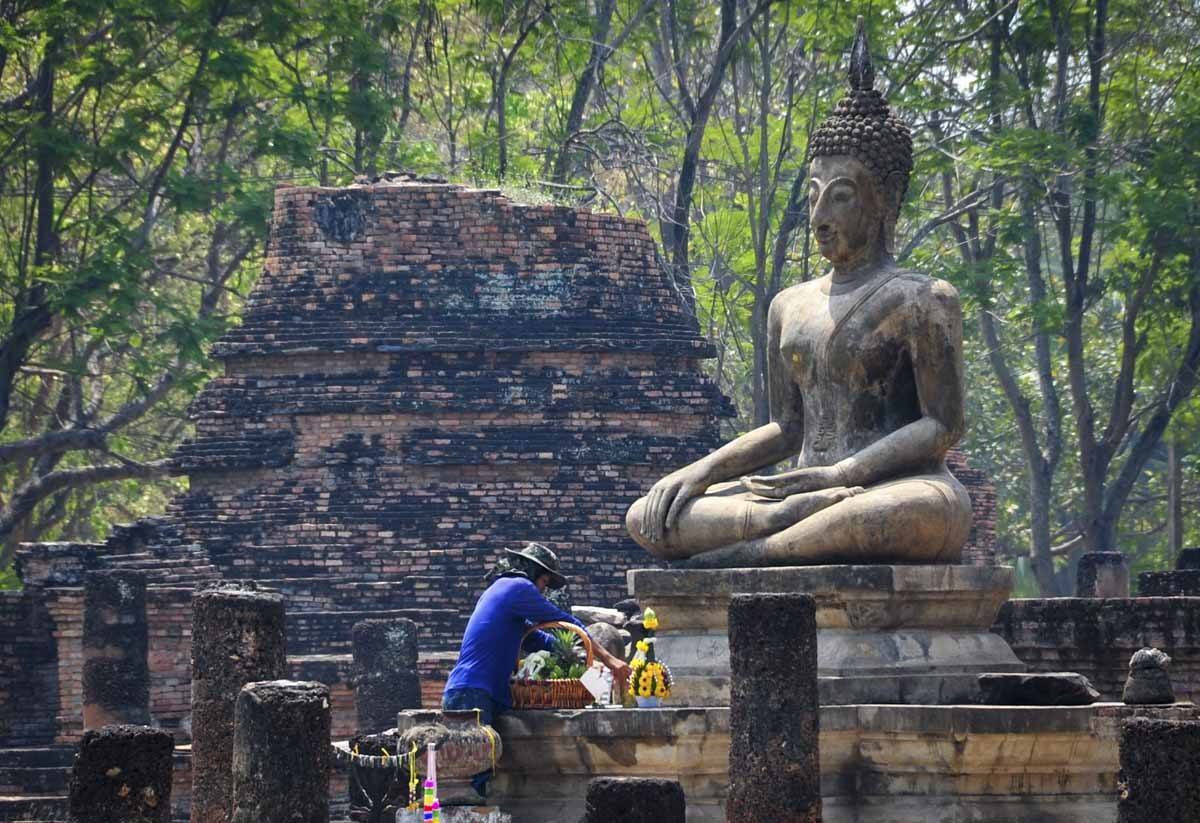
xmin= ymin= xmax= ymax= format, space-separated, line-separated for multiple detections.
xmin=628 ymin=607 xmax=672 ymax=700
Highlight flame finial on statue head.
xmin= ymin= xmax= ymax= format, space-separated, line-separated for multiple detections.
xmin=849 ymin=16 xmax=874 ymax=91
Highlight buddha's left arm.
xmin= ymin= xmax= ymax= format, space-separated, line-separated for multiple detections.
xmin=834 ymin=280 xmax=965 ymax=487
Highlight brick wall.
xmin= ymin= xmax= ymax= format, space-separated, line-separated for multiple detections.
xmin=993 ymin=597 xmax=1200 ymax=702
xmin=0 ymin=590 xmax=57 ymax=746
xmin=288 ymin=656 xmax=357 ymax=739
xmin=947 ymin=449 xmax=997 ymax=566
xmin=147 ymin=589 xmax=193 ymax=740
xmin=44 ymin=589 xmax=83 ymax=745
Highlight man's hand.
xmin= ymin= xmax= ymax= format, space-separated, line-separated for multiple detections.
xmin=591 ymin=644 xmax=632 ymax=694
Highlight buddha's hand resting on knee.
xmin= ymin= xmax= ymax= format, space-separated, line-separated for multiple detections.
xmin=740 ymin=464 xmax=851 ymax=499
xmin=642 ymin=465 xmax=711 ymax=544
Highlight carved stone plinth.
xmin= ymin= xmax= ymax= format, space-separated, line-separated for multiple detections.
xmin=628 ymin=564 xmax=1022 ymax=706
xmin=395 ymin=710 xmax=503 ymax=806
xmin=492 ymin=703 xmax=1199 ymax=823
xmin=395 ymin=808 xmax=511 ymax=823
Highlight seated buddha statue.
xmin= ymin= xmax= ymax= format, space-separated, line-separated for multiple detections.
xmin=627 ymin=21 xmax=972 ymax=568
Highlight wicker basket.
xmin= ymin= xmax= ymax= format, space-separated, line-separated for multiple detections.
xmin=510 ymin=621 xmax=596 ymax=710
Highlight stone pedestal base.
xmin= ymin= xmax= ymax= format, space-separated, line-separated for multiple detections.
xmin=628 ymin=564 xmax=1023 ymax=705
xmin=492 ymin=703 xmax=1199 ymax=823
xmin=395 ymin=807 xmax=510 ymax=823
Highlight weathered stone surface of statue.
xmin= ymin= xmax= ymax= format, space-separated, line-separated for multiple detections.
xmin=627 ymin=18 xmax=971 ymax=567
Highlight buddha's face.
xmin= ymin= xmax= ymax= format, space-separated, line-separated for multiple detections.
xmin=808 ymin=155 xmax=886 ymax=266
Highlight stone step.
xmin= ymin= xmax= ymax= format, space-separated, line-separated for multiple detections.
xmin=0 ymin=795 xmax=68 ymax=821
xmin=0 ymin=752 xmax=72 ymax=770
xmin=286 ymin=607 xmax=461 ymax=655
xmin=115 ymin=558 xmax=198 ymax=568
xmin=237 ymin=575 xmax=479 ymax=610
xmin=100 ymin=550 xmax=220 ymax=582
xmin=103 ymin=550 xmax=155 ymax=561
xmin=287 ymin=652 xmax=455 ymax=677
xmin=0 ymin=767 xmax=68 ymax=794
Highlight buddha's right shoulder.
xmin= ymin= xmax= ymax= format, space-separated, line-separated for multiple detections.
xmin=770 ymin=280 xmax=823 ymax=311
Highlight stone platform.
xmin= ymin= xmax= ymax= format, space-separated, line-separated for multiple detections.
xmin=396 ymin=808 xmax=510 ymax=822
xmin=629 ymin=565 xmax=1023 ymax=705
xmin=492 ymin=703 xmax=1198 ymax=823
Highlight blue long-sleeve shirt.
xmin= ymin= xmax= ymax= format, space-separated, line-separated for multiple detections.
xmin=443 ymin=576 xmax=587 ymax=708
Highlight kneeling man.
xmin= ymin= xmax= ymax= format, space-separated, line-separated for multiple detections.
xmin=442 ymin=542 xmax=631 ymax=725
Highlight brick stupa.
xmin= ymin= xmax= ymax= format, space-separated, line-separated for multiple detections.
xmin=180 ymin=181 xmax=733 ymax=598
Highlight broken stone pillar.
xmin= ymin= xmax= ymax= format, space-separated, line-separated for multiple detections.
xmin=727 ymin=593 xmax=821 ymax=823
xmin=1077 ymin=551 xmax=1129 ymax=597
xmin=190 ymin=586 xmax=286 ymax=823
xmin=1118 ymin=718 xmax=1200 ymax=822
xmin=82 ymin=571 xmax=150 ymax=729
xmin=583 ymin=777 xmax=685 ymax=823
xmin=230 ymin=680 xmax=330 ymax=823
xmin=1123 ymin=648 xmax=1175 ymax=705
xmin=1177 ymin=547 xmax=1200 ymax=570
xmin=1140 ymin=547 xmax=1200 ymax=595
xmin=68 ymin=724 xmax=173 ymax=822
xmin=351 ymin=618 xmax=420 ymax=733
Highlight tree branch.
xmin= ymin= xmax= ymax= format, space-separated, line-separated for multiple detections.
xmin=0 ymin=458 xmax=172 ymax=553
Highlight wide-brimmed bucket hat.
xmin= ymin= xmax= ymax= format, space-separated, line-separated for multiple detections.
xmin=504 ymin=542 xmax=569 ymax=589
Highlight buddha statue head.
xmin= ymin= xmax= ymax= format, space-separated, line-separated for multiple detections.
xmin=808 ymin=18 xmax=913 ymax=263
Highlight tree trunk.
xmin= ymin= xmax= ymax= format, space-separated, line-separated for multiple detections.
xmin=750 ymin=295 xmax=770 ymax=425
xmin=1028 ymin=463 xmax=1061 ymax=595
xmin=0 ymin=44 xmax=56 ymax=434
xmin=667 ymin=0 xmax=744 ymax=278
xmin=496 ymin=67 xmax=509 ymax=181
xmin=550 ymin=0 xmax=616 ymax=183
xmin=1168 ymin=442 xmax=1184 ymax=564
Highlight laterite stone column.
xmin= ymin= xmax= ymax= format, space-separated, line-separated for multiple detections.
xmin=231 ymin=680 xmax=331 ymax=823
xmin=82 ymin=571 xmax=150 ymax=729
xmin=583 ymin=777 xmax=685 ymax=823
xmin=352 ymin=618 xmax=421 ymax=733
xmin=727 ymin=593 xmax=821 ymax=822
xmin=190 ymin=587 xmax=286 ymax=823
xmin=68 ymin=724 xmax=173 ymax=822
xmin=1118 ymin=718 xmax=1200 ymax=822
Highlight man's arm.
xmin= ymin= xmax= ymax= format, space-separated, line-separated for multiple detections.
xmin=521 ymin=629 xmax=556 ymax=653
xmin=509 ymin=580 xmax=631 ymax=687
xmin=508 ymin=580 xmax=587 ymax=629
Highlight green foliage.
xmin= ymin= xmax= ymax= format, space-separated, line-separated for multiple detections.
xmin=520 ymin=629 xmax=586 ymax=680
xmin=2 ymin=0 xmax=1197 ymax=594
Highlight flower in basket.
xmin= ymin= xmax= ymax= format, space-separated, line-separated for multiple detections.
xmin=512 ymin=622 xmax=596 ymax=711
xmin=515 ymin=629 xmax=586 ymax=682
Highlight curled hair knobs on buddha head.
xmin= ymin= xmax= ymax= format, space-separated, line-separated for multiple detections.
xmin=809 ymin=16 xmax=914 ymax=252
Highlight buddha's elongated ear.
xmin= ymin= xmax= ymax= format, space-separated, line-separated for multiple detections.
xmin=881 ymin=169 xmax=908 ymax=254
